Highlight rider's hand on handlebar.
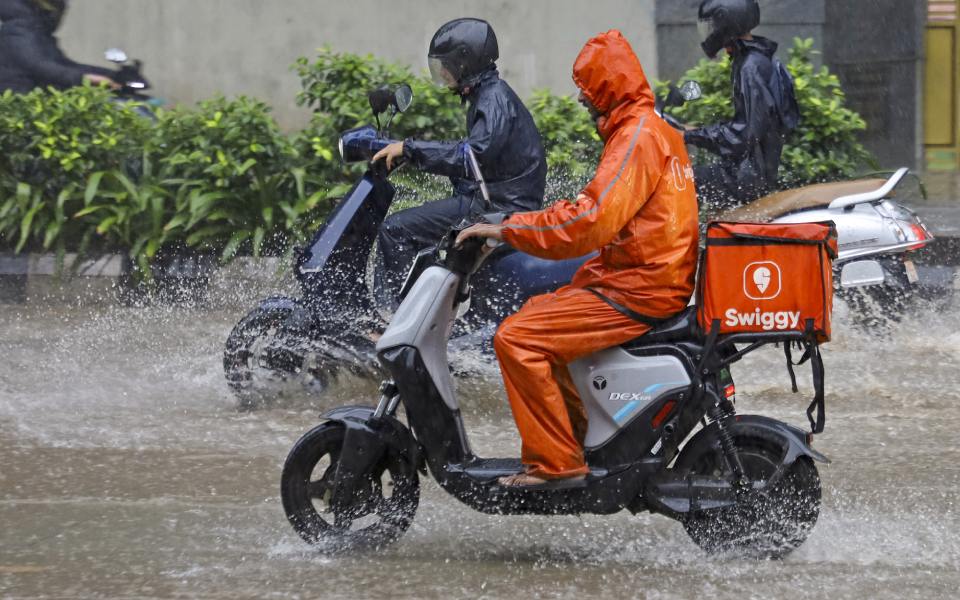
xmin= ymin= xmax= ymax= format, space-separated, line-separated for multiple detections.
xmin=372 ymin=142 xmax=405 ymax=170
xmin=84 ymin=73 xmax=120 ymax=90
xmin=455 ymin=223 xmax=505 ymax=248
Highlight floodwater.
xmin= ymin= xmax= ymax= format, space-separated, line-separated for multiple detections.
xmin=1 ymin=294 xmax=959 ymax=599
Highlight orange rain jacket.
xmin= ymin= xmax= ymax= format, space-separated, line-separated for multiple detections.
xmin=493 ymin=31 xmax=700 ymax=480
xmin=503 ymin=30 xmax=699 ymax=320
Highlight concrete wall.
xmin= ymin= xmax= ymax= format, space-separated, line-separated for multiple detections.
xmin=57 ymin=0 xmax=657 ymax=129
xmin=823 ymin=0 xmax=926 ymax=169
xmin=655 ymin=0 xmax=924 ymax=170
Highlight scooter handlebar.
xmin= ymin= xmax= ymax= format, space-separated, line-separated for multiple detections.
xmin=339 ymin=125 xmax=399 ymax=164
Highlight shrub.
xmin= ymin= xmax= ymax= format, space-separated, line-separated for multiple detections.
xmin=657 ymin=37 xmax=875 ymax=187
xmin=0 ymin=89 xmax=327 ymax=276
xmin=527 ymin=89 xmax=601 ymax=200
xmin=0 ymin=85 xmax=151 ymax=260
xmin=149 ymin=96 xmax=324 ymax=259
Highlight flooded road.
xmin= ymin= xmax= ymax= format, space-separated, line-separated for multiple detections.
xmin=1 ymin=298 xmax=959 ymax=599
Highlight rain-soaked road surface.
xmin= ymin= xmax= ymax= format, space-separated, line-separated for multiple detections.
xmin=1 ymin=295 xmax=959 ymax=599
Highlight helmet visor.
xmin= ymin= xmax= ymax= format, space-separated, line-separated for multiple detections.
xmin=428 ymin=57 xmax=458 ymax=88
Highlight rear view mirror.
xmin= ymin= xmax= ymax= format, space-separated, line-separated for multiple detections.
xmin=105 ymin=48 xmax=128 ymax=64
xmin=368 ymin=87 xmax=395 ymax=116
xmin=840 ymin=260 xmax=886 ymax=288
xmin=679 ymin=81 xmax=702 ymax=102
xmin=394 ymin=84 xmax=413 ymax=113
xmin=368 ymin=84 xmax=415 ymax=116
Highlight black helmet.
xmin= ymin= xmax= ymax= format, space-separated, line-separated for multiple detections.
xmin=428 ymin=18 xmax=499 ymax=90
xmin=697 ymin=0 xmax=760 ymax=59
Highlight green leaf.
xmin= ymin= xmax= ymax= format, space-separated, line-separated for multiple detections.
xmin=95 ymin=215 xmax=118 ymax=235
xmin=84 ymin=171 xmax=105 ymax=205
xmin=237 ymin=158 xmax=258 ymax=174
xmin=220 ymin=229 xmax=251 ymax=261
xmin=73 ymin=205 xmax=110 ymax=218
xmin=43 ymin=220 xmax=61 ymax=249
xmin=163 ymin=214 xmax=189 ymax=232
xmin=252 ymin=226 xmax=265 ymax=258
xmin=16 ymin=202 xmax=43 ymax=253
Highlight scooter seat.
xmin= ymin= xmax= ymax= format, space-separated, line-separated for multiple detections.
xmin=719 ymin=178 xmax=888 ymax=223
xmin=622 ymin=306 xmax=700 ymax=348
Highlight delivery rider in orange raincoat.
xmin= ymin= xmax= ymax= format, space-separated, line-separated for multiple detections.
xmin=457 ymin=30 xmax=700 ymax=487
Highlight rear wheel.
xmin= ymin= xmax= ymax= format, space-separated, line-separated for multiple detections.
xmin=681 ymin=438 xmax=821 ymax=559
xmin=280 ymin=422 xmax=420 ymax=553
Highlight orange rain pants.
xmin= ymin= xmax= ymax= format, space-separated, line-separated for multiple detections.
xmin=493 ymin=287 xmax=652 ymax=479
xmin=493 ymin=30 xmax=699 ymax=480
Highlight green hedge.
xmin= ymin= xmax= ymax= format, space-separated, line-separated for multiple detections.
xmin=0 ymin=50 xmax=602 ymax=276
xmin=1 ymin=40 xmax=869 ymax=277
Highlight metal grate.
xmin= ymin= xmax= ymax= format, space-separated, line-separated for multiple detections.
xmin=930 ymin=0 xmax=958 ymax=22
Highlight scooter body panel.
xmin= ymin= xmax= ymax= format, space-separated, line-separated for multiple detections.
xmin=379 ymin=341 xmax=668 ymax=516
xmin=568 ymin=347 xmax=692 ymax=448
xmin=774 ymin=204 xmax=885 ymax=257
xmin=250 ymin=295 xmax=321 ymax=332
xmin=376 ymin=266 xmax=461 ymax=410
xmin=296 ymin=172 xmax=395 ymax=312
xmin=469 ymin=249 xmax=593 ymax=320
xmin=373 ymin=259 xmax=707 ymax=516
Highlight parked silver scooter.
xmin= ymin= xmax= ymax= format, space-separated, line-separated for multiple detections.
xmin=721 ymin=167 xmax=936 ymax=316
xmin=660 ymin=83 xmax=938 ymax=317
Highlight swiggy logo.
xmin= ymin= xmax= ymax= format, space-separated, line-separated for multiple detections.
xmin=743 ymin=261 xmax=782 ymax=300
xmin=670 ymin=157 xmax=694 ymax=192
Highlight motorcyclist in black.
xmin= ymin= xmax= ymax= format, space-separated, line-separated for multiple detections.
xmin=684 ymin=0 xmax=799 ymax=211
xmin=372 ymin=18 xmax=547 ymax=302
xmin=0 ymin=0 xmax=117 ymax=93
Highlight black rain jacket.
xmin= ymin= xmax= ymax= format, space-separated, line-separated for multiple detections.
xmin=0 ymin=0 xmax=111 ymax=93
xmin=402 ymin=68 xmax=547 ymax=214
xmin=685 ymin=36 xmax=799 ymax=198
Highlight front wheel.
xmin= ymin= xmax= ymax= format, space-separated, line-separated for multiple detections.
xmin=681 ymin=438 xmax=821 ymax=559
xmin=280 ymin=422 xmax=420 ymax=553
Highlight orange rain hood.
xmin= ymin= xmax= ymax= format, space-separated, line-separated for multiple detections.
xmin=572 ymin=30 xmax=655 ymax=137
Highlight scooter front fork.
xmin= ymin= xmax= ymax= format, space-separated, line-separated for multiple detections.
xmin=373 ymin=380 xmax=401 ymax=419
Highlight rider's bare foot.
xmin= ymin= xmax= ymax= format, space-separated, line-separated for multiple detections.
xmin=498 ymin=473 xmax=586 ymax=487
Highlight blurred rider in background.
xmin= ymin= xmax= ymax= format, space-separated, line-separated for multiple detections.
xmin=684 ymin=0 xmax=799 ymax=211
xmin=0 ymin=0 xmax=117 ymax=93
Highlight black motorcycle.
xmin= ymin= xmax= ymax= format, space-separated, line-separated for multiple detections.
xmin=223 ymin=84 xmax=589 ymax=406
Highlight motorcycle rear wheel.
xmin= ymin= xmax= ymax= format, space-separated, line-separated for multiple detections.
xmin=280 ymin=422 xmax=420 ymax=553
xmin=681 ymin=439 xmax=821 ymax=559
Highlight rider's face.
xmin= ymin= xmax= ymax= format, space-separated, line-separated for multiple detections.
xmin=578 ymin=91 xmax=601 ymax=123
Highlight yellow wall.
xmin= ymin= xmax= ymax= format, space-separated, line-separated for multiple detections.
xmin=925 ymin=0 xmax=960 ymax=169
